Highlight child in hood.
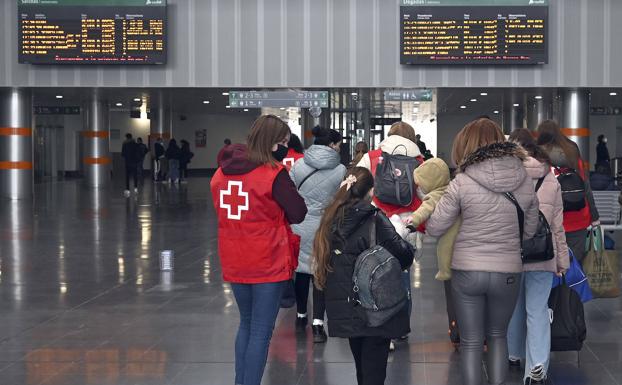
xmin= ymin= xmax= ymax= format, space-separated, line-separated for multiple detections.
xmin=406 ymin=158 xmax=460 ymax=281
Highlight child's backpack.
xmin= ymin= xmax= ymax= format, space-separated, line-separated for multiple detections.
xmin=373 ymin=145 xmax=422 ymax=207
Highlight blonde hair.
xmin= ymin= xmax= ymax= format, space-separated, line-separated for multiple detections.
xmin=452 ymin=118 xmax=506 ymax=167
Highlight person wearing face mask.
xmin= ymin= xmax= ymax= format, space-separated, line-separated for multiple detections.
xmin=596 ymin=134 xmax=610 ymax=169
xmin=289 ymin=126 xmax=347 ymax=343
xmin=210 ymin=115 xmax=307 ymax=385
xmin=314 ymin=167 xmax=415 ymax=385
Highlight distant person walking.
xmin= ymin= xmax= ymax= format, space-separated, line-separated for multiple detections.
xmin=154 ymin=137 xmax=165 ymax=182
xmin=415 ymin=134 xmax=427 ymax=154
xmin=179 ymin=139 xmax=194 ymax=183
xmin=217 ymin=138 xmax=232 ymax=168
xmin=121 ymin=133 xmax=140 ymax=197
xmin=596 ymin=134 xmax=610 ymax=168
xmin=166 ymin=139 xmax=182 ymax=185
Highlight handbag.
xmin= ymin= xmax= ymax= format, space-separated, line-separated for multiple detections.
xmin=552 ymin=249 xmax=593 ymax=303
xmin=503 ymin=188 xmax=554 ymax=263
xmin=583 ymin=226 xmax=620 ymax=298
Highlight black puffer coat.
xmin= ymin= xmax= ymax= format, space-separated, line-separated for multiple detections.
xmin=324 ymin=200 xmax=415 ymax=339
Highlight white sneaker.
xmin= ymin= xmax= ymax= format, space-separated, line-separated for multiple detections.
xmin=124 ymin=190 xmax=131 ymax=197
xmin=389 ymin=341 xmax=395 ymax=352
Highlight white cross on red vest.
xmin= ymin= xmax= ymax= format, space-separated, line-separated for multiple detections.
xmin=220 ymin=181 xmax=249 ymax=220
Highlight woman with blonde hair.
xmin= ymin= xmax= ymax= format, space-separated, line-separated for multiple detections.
xmin=427 ymin=118 xmax=539 ymax=385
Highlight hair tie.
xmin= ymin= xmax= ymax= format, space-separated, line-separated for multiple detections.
xmin=340 ymin=175 xmax=358 ymax=191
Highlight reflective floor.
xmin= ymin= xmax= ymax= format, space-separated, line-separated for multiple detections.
xmin=0 ymin=178 xmax=621 ymax=385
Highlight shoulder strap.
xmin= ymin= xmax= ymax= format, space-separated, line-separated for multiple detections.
xmin=297 ymin=169 xmax=320 ymax=190
xmin=369 ymin=211 xmax=377 ymax=247
xmin=535 ymin=176 xmax=545 ymax=192
xmin=503 ymin=192 xmax=524 ymax=242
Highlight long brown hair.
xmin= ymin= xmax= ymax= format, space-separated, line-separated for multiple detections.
xmin=508 ymin=128 xmax=551 ymax=164
xmin=247 ymin=115 xmax=291 ymax=166
xmin=350 ymin=141 xmax=369 ymax=168
xmin=451 ymin=118 xmax=506 ymax=167
xmin=313 ymin=167 xmax=375 ymax=289
xmin=388 ymin=121 xmax=417 ymax=143
xmin=536 ymin=119 xmax=579 ymax=169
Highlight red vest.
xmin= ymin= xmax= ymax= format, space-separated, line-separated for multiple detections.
xmin=210 ymin=164 xmax=299 ymax=283
xmin=556 ymin=160 xmax=592 ymax=233
xmin=369 ymin=149 xmax=426 ymax=232
xmin=283 ymin=148 xmax=304 ymax=172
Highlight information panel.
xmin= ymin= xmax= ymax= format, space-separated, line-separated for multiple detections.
xmin=18 ymin=0 xmax=166 ymax=65
xmin=229 ymin=91 xmax=329 ymax=109
xmin=400 ymin=0 xmax=548 ymax=65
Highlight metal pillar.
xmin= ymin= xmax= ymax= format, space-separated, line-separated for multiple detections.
xmin=526 ymin=97 xmax=551 ymax=132
xmin=0 ymin=88 xmax=32 ymax=200
xmin=560 ymin=89 xmax=590 ymax=160
xmin=149 ymin=92 xmax=171 ymax=142
xmin=82 ymin=89 xmax=110 ymax=187
xmin=502 ymin=92 xmax=525 ymax=134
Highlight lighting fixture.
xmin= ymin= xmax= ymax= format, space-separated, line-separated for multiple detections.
xmin=413 ymin=101 xmax=420 ymax=105
xmin=116 ymin=102 xmax=123 ymax=107
xmin=280 ymin=107 xmax=286 ymax=110
xmin=225 ymin=105 xmax=231 ymax=109
xmin=460 ymin=105 xmax=467 ymax=109
xmin=480 ymin=92 xmax=488 ymax=96
xmin=203 ymin=100 xmax=210 ymax=104
xmin=55 ymin=95 xmax=63 ymax=99
xmin=470 ymin=98 xmax=477 ymax=102
xmin=493 ymin=110 xmax=500 ymax=114
xmin=244 ymin=109 xmax=249 ymax=112
xmin=133 ymin=98 xmax=141 ymax=102
xmin=535 ymin=95 xmax=543 ymax=100
xmin=351 ymin=92 xmax=358 ymax=96
xmin=222 ymin=92 xmax=230 ymax=96
xmin=513 ymin=103 xmax=520 ymax=107
xmin=610 ymin=92 xmax=618 ymax=96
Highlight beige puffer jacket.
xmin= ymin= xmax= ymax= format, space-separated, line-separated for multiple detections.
xmin=427 ymin=142 xmax=539 ymax=274
xmin=522 ymin=156 xmax=570 ymax=273
xmin=356 ymin=134 xmax=421 ymax=170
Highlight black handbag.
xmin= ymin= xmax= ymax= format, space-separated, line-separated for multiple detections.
xmin=504 ymin=177 xmax=555 ymax=263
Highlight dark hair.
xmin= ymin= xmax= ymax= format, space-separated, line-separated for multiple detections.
xmin=508 ymin=128 xmax=551 ymax=164
xmin=224 ymin=138 xmax=232 ymax=145
xmin=452 ymin=118 xmax=505 ymax=167
xmin=125 ymin=133 xmax=132 ymax=139
xmin=598 ymin=134 xmax=605 ymax=143
xmin=169 ymin=138 xmax=177 ymax=147
xmin=136 ymin=137 xmax=143 ymax=143
xmin=313 ymin=167 xmax=375 ymax=289
xmin=350 ymin=141 xmax=369 ymax=167
xmin=247 ymin=115 xmax=291 ymax=166
xmin=536 ymin=120 xmax=579 ymax=169
xmin=288 ymin=134 xmax=304 ymax=153
xmin=312 ymin=126 xmax=342 ymax=146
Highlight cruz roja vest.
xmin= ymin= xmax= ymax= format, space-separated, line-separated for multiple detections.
xmin=210 ymin=163 xmax=299 ymax=284
xmin=282 ymin=148 xmax=304 ymax=172
xmin=368 ymin=149 xmax=425 ymax=232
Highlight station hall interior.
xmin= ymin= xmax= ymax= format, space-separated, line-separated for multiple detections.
xmin=2 ymin=0 xmax=622 ymax=385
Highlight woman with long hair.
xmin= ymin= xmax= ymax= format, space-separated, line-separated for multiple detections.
xmin=537 ymin=120 xmax=599 ymax=264
xmin=426 ymin=119 xmax=539 ymax=385
xmin=290 ymin=126 xmax=347 ymax=343
xmin=349 ymin=141 xmax=369 ymax=168
xmin=210 ymin=115 xmax=307 ymax=385
xmin=314 ymin=167 xmax=415 ymax=385
xmin=507 ymin=128 xmax=570 ymax=384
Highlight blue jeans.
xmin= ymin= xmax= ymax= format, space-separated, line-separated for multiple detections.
xmin=168 ymin=159 xmax=180 ymax=181
xmin=507 ymin=271 xmax=554 ymax=381
xmin=231 ymin=281 xmax=285 ymax=385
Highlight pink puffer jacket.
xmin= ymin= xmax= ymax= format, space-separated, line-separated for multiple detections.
xmin=522 ymin=157 xmax=570 ymax=273
xmin=427 ymin=142 xmax=539 ymax=274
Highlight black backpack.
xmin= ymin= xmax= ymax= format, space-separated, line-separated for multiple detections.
xmin=555 ymin=167 xmax=586 ymax=212
xmin=549 ymin=276 xmax=587 ymax=352
xmin=374 ymin=145 xmax=421 ymax=206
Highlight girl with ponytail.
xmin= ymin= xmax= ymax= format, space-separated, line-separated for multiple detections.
xmin=313 ymin=167 xmax=415 ymax=385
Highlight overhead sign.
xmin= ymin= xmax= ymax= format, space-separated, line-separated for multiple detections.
xmin=383 ymin=89 xmax=433 ymax=102
xmin=34 ymin=106 xmax=81 ymax=115
xmin=229 ymin=91 xmax=329 ymax=108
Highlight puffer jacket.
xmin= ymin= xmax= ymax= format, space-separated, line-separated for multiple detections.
xmin=523 ymin=157 xmax=570 ymax=273
xmin=356 ymin=134 xmax=422 ymax=170
xmin=324 ymin=200 xmax=415 ymax=338
xmin=290 ymin=145 xmax=347 ymax=274
xmin=427 ymin=142 xmax=539 ymax=274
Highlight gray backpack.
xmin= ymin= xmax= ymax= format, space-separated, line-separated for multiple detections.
xmin=352 ymin=213 xmax=408 ymax=327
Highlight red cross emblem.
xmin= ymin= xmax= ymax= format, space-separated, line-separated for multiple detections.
xmin=220 ymin=181 xmax=249 ymax=220
xmin=282 ymin=157 xmax=295 ymax=170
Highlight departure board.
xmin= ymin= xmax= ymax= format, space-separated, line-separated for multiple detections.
xmin=400 ymin=0 xmax=548 ymax=65
xmin=18 ymin=0 xmax=166 ymax=65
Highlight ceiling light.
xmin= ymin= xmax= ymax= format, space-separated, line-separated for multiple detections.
xmin=610 ymin=92 xmax=618 ymax=96
xmin=493 ymin=110 xmax=500 ymax=114
xmin=55 ymin=95 xmax=63 ymax=99
xmin=535 ymin=95 xmax=543 ymax=100
xmin=115 ymin=102 xmax=122 ymax=107
xmin=413 ymin=101 xmax=420 ymax=105
xmin=280 ymin=107 xmax=286 ymax=110
xmin=460 ymin=105 xmax=467 ymax=109
xmin=133 ymin=98 xmax=141 ymax=102
xmin=243 ymin=108 xmax=249 ymax=112
xmin=413 ymin=107 xmax=419 ymax=113
xmin=203 ymin=100 xmax=210 ymax=104
xmin=513 ymin=103 xmax=520 ymax=107
xmin=480 ymin=92 xmax=488 ymax=96
xmin=225 ymin=105 xmax=231 ymax=109
xmin=351 ymin=92 xmax=358 ymax=96
xmin=222 ymin=92 xmax=230 ymax=96
xmin=470 ymin=98 xmax=477 ymax=102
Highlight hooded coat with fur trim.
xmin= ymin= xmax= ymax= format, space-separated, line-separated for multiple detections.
xmin=427 ymin=142 xmax=539 ymax=274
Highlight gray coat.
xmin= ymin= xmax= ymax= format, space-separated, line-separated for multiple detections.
xmin=427 ymin=142 xmax=540 ymax=274
xmin=290 ymin=145 xmax=347 ymax=274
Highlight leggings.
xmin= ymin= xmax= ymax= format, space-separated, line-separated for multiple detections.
xmin=451 ymin=270 xmax=521 ymax=385
xmin=294 ymin=272 xmax=326 ymax=320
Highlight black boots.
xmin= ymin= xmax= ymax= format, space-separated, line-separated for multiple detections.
xmin=312 ymin=324 xmax=327 ymax=343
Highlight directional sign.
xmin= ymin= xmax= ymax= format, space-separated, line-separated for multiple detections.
xmin=229 ymin=91 xmax=329 ymax=108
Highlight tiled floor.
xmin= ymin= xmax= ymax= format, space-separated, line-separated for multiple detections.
xmin=0 ymin=178 xmax=621 ymax=385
